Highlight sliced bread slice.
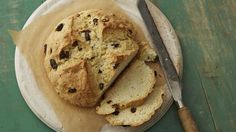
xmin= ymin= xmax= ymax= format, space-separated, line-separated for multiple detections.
xmin=105 ymin=83 xmax=165 ymax=126
xmin=96 ymin=60 xmax=155 ymax=115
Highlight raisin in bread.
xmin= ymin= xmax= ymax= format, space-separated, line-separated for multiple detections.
xmin=105 ymin=63 xmax=165 ymax=126
xmin=105 ymin=84 xmax=164 ymax=126
xmin=44 ymin=9 xmax=139 ymax=107
xmin=96 ymin=60 xmax=155 ymax=114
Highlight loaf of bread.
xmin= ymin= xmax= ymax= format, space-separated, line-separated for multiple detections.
xmin=96 ymin=59 xmax=156 ymax=115
xmin=105 ymin=82 xmax=165 ymax=126
xmin=44 ymin=9 xmax=139 ymax=107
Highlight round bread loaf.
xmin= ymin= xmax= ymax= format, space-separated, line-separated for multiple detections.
xmin=44 ymin=9 xmax=139 ymax=107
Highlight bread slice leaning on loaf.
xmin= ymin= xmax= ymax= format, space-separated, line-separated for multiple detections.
xmin=96 ymin=59 xmax=156 ymax=115
xmin=44 ymin=9 xmax=139 ymax=107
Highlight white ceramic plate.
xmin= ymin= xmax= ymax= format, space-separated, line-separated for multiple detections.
xmin=15 ymin=0 xmax=182 ymax=131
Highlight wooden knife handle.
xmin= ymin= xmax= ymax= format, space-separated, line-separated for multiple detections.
xmin=178 ymin=106 xmax=199 ymax=132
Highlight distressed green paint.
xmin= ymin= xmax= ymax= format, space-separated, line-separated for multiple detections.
xmin=151 ymin=0 xmax=236 ymax=132
xmin=0 ymin=0 xmax=51 ymax=131
xmin=0 ymin=0 xmax=236 ymax=132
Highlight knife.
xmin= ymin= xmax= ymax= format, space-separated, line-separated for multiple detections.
xmin=137 ymin=0 xmax=199 ymax=132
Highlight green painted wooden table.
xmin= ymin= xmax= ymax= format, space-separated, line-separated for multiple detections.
xmin=0 ymin=0 xmax=235 ymax=131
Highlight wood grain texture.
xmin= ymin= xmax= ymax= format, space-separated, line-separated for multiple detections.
xmin=178 ymin=107 xmax=199 ymax=132
xmin=0 ymin=0 xmax=51 ymax=131
xmin=0 ymin=0 xmax=235 ymax=132
xmin=151 ymin=0 xmax=236 ymax=132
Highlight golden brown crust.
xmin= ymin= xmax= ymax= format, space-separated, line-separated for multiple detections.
xmin=54 ymin=61 xmax=98 ymax=106
xmin=44 ymin=9 xmax=139 ymax=107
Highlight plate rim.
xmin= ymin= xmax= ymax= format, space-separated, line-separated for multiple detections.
xmin=14 ymin=0 xmax=183 ymax=131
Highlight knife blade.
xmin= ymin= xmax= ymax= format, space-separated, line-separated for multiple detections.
xmin=137 ymin=0 xmax=199 ymax=132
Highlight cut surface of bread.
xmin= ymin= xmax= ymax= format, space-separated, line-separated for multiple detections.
xmin=105 ymin=84 xmax=165 ymax=126
xmin=44 ymin=9 xmax=139 ymax=107
xmin=96 ymin=60 xmax=155 ymax=115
